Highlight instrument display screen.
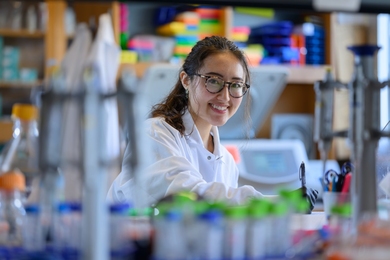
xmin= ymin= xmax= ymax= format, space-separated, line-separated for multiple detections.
xmin=241 ymin=150 xmax=297 ymax=178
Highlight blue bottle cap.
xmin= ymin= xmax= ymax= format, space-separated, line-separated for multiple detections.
xmin=165 ymin=210 xmax=182 ymax=221
xmin=109 ymin=202 xmax=132 ymax=214
xmin=199 ymin=210 xmax=223 ymax=222
xmin=68 ymin=201 xmax=82 ymax=212
xmin=25 ymin=204 xmax=40 ymax=214
xmin=347 ymin=45 xmax=381 ymax=56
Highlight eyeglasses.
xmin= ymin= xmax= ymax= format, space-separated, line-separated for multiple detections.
xmin=195 ymin=74 xmax=250 ymax=98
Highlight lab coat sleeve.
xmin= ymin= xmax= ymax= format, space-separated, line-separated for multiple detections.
xmin=107 ymin=118 xmax=266 ymax=206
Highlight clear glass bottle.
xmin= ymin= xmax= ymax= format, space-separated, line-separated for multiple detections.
xmin=195 ymin=209 xmax=224 ymax=260
xmin=0 ymin=103 xmax=39 ymax=198
xmin=0 ymin=171 xmax=26 ymax=248
xmin=52 ymin=201 xmax=82 ymax=259
xmin=109 ymin=202 xmax=133 ymax=259
xmin=22 ymin=204 xmax=45 ymax=252
xmin=223 ymin=206 xmax=247 ymax=260
xmin=246 ymin=199 xmax=271 ymax=260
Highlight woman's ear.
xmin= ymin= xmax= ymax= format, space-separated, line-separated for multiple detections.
xmin=180 ymin=71 xmax=190 ymax=89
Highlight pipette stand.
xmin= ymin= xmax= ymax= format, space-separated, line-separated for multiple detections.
xmin=314 ymin=44 xmax=390 ymax=230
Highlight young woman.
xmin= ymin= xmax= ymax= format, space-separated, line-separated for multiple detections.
xmin=108 ymin=36 xmax=317 ymax=209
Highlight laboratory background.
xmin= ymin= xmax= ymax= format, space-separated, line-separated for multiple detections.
xmin=0 ymin=0 xmax=389 ymax=259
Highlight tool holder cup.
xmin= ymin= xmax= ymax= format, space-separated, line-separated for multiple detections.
xmin=323 ymin=191 xmax=351 ymax=220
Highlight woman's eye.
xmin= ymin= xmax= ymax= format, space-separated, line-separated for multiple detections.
xmin=231 ymin=83 xmax=243 ymax=89
xmin=208 ymin=78 xmax=221 ymax=85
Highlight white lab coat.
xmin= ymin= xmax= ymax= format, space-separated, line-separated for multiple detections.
xmin=107 ymin=110 xmax=264 ymax=206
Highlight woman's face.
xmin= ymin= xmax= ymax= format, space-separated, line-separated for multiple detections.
xmin=182 ymin=52 xmax=246 ymax=132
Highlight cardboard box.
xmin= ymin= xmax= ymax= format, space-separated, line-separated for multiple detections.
xmin=0 ymin=118 xmax=13 ymax=144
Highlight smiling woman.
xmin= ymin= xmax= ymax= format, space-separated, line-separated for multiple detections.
xmin=107 ymin=35 xmax=318 ymax=209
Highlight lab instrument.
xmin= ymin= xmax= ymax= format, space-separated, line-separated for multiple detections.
xmin=314 ymin=44 xmax=390 ymax=229
xmin=221 ymin=139 xmax=338 ymax=198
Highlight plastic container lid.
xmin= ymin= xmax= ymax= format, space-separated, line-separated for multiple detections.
xmin=199 ymin=210 xmax=223 ymax=222
xmin=24 ymin=204 xmax=40 ymax=214
xmin=248 ymin=199 xmax=271 ymax=218
xmin=0 ymin=170 xmax=26 ymax=192
xmin=57 ymin=201 xmax=82 ymax=213
xmin=109 ymin=202 xmax=132 ymax=214
xmin=11 ymin=103 xmax=38 ymax=121
xmin=68 ymin=201 xmax=82 ymax=212
xmin=165 ymin=210 xmax=182 ymax=221
xmin=331 ymin=203 xmax=352 ymax=217
xmin=270 ymin=201 xmax=288 ymax=216
xmin=57 ymin=203 xmax=71 ymax=214
xmin=347 ymin=45 xmax=381 ymax=56
xmin=224 ymin=206 xmax=247 ymax=219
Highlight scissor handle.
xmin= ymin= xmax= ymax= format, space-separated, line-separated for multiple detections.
xmin=324 ymin=169 xmax=339 ymax=185
xmin=341 ymin=162 xmax=354 ymax=175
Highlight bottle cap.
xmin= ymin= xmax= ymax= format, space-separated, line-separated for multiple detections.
xmin=11 ymin=103 xmax=38 ymax=121
xmin=0 ymin=169 xmax=26 ymax=192
xmin=248 ymin=198 xmax=271 ymax=218
xmin=224 ymin=205 xmax=247 ymax=219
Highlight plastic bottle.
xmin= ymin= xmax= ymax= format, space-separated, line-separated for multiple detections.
xmin=22 ymin=204 xmax=45 ymax=252
xmin=153 ymin=208 xmax=186 ymax=260
xmin=246 ymin=199 xmax=271 ymax=260
xmin=195 ymin=209 xmax=224 ymax=260
xmin=223 ymin=206 xmax=247 ymax=260
xmin=26 ymin=5 xmax=37 ymax=32
xmin=128 ymin=207 xmax=153 ymax=260
xmin=109 ymin=202 xmax=133 ymax=259
xmin=64 ymin=6 xmax=76 ymax=36
xmin=0 ymin=103 xmax=39 ymax=199
xmin=266 ymin=201 xmax=291 ymax=258
xmin=0 ymin=171 xmax=26 ymax=248
xmin=52 ymin=201 xmax=82 ymax=259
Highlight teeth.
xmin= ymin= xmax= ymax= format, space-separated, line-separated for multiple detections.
xmin=211 ymin=104 xmax=227 ymax=111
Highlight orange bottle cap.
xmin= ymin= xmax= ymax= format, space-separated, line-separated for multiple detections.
xmin=0 ymin=169 xmax=26 ymax=192
xmin=11 ymin=103 xmax=38 ymax=121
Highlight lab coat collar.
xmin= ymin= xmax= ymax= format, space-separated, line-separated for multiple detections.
xmin=182 ymin=110 xmax=224 ymax=162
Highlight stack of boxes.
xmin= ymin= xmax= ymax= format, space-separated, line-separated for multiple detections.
xmin=0 ymin=37 xmax=38 ymax=82
xmin=119 ymin=3 xmax=138 ymax=64
xmin=196 ymin=7 xmax=222 ymax=39
xmin=155 ymin=7 xmax=200 ymax=60
xmin=249 ymin=21 xmax=300 ymax=65
xmin=154 ymin=6 xmax=225 ymax=61
xmin=1 ymin=39 xmax=20 ymax=81
xmin=231 ymin=26 xmax=265 ymax=66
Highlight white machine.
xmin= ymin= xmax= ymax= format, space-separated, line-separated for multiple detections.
xmin=221 ymin=139 xmax=339 ymax=198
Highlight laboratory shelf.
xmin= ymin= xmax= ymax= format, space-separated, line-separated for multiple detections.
xmin=0 ymin=80 xmax=43 ymax=89
xmin=282 ymin=64 xmax=329 ymax=84
xmin=120 ymin=62 xmax=330 ymax=85
xmin=0 ymin=29 xmax=45 ymax=38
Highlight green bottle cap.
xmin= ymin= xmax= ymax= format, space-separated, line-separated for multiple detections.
xmin=224 ymin=206 xmax=247 ymax=219
xmin=208 ymin=201 xmax=226 ymax=211
xmin=173 ymin=191 xmax=198 ymax=204
xmin=193 ymin=200 xmax=211 ymax=215
xmin=331 ymin=203 xmax=352 ymax=217
xmin=271 ymin=201 xmax=288 ymax=216
xmin=155 ymin=201 xmax=172 ymax=217
xmin=248 ymin=199 xmax=271 ymax=218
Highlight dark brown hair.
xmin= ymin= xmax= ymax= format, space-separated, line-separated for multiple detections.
xmin=151 ymin=35 xmax=251 ymax=136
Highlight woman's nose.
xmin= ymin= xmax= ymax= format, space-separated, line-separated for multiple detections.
xmin=217 ymin=85 xmax=230 ymax=101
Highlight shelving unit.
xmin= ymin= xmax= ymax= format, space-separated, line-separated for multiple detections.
xmin=0 ymin=0 xmax=334 ymax=158
xmin=0 ymin=80 xmax=43 ymax=89
xmin=0 ymin=29 xmax=45 ymax=38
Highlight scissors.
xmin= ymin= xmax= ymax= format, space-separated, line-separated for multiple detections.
xmin=341 ymin=162 xmax=354 ymax=176
xmin=324 ymin=169 xmax=345 ymax=192
xmin=299 ymin=161 xmax=306 ymax=188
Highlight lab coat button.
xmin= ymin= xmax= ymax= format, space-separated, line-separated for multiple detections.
xmin=207 ymin=156 xmax=211 ymax=160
